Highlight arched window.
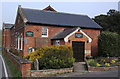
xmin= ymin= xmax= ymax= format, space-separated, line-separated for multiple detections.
xmin=18 ymin=34 xmax=20 ymax=50
xmin=20 ymin=33 xmax=23 ymax=50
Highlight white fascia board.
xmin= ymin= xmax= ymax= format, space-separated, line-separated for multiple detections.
xmin=80 ymin=30 xmax=92 ymax=43
xmin=64 ymin=27 xmax=80 ymax=42
xmin=64 ymin=27 xmax=92 ymax=43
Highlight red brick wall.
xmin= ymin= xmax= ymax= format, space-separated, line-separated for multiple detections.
xmin=65 ymin=31 xmax=91 ymax=60
xmin=2 ymin=29 xmax=5 ymax=49
xmin=82 ymin=29 xmax=100 ymax=56
xmin=2 ymin=29 xmax=11 ymax=50
xmin=23 ymin=25 xmax=100 ymax=56
xmin=10 ymin=12 xmax=25 ymax=56
xmin=3 ymin=50 xmax=31 ymax=77
xmin=23 ymin=25 xmax=69 ymax=56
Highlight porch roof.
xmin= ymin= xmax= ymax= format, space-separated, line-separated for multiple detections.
xmin=51 ymin=28 xmax=77 ymax=40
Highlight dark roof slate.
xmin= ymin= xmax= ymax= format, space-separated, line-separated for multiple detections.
xmin=4 ymin=23 xmax=14 ymax=29
xmin=51 ymin=28 xmax=77 ymax=40
xmin=22 ymin=8 xmax=102 ymax=29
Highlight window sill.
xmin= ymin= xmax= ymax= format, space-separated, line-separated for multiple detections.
xmin=41 ymin=35 xmax=48 ymax=38
xmin=20 ymin=49 xmax=23 ymax=51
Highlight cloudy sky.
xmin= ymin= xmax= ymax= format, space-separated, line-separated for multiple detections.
xmin=0 ymin=0 xmax=120 ymax=29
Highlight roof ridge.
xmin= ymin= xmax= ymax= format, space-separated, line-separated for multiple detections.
xmin=4 ymin=23 xmax=14 ymax=25
xmin=22 ymin=8 xmax=87 ymax=17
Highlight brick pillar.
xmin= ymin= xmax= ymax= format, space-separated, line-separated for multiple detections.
xmin=20 ymin=60 xmax=32 ymax=77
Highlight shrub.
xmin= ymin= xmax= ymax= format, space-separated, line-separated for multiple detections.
xmin=105 ymin=63 xmax=110 ymax=67
xmin=88 ymin=59 xmax=97 ymax=67
xmin=24 ymin=49 xmax=44 ymax=62
xmin=9 ymin=49 xmax=13 ymax=53
xmin=88 ymin=59 xmax=94 ymax=63
xmin=98 ymin=31 xmax=120 ymax=57
xmin=96 ymin=63 xmax=101 ymax=67
xmin=39 ymin=56 xmax=75 ymax=69
xmin=110 ymin=60 xmax=116 ymax=64
xmin=13 ymin=51 xmax=19 ymax=56
xmin=24 ymin=45 xmax=75 ymax=69
xmin=116 ymin=62 xmax=120 ymax=66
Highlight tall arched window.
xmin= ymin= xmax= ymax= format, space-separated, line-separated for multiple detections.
xmin=15 ymin=36 xmax=17 ymax=49
xmin=20 ymin=33 xmax=23 ymax=50
xmin=18 ymin=35 xmax=20 ymax=50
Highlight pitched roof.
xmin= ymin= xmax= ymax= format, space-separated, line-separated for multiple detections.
xmin=22 ymin=7 xmax=102 ymax=29
xmin=4 ymin=23 xmax=14 ymax=29
xmin=51 ymin=28 xmax=77 ymax=40
xmin=43 ymin=5 xmax=56 ymax=12
xmin=51 ymin=27 xmax=92 ymax=43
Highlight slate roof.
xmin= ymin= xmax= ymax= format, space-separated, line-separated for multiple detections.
xmin=4 ymin=23 xmax=14 ymax=29
xmin=51 ymin=28 xmax=77 ymax=40
xmin=22 ymin=8 xmax=102 ymax=29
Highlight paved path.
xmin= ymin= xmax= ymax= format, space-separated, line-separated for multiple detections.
xmin=54 ymin=62 xmax=119 ymax=77
xmin=55 ymin=62 xmax=88 ymax=77
xmin=74 ymin=62 xmax=87 ymax=72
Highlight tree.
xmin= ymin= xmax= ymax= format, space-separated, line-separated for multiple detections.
xmin=93 ymin=9 xmax=120 ymax=35
xmin=98 ymin=31 xmax=120 ymax=57
xmin=107 ymin=9 xmax=119 ymax=16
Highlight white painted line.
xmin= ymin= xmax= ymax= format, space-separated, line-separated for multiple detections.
xmin=0 ymin=55 xmax=8 ymax=77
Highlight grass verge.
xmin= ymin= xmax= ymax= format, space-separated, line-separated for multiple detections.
xmin=2 ymin=52 xmax=22 ymax=77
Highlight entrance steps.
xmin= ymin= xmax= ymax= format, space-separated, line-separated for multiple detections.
xmin=53 ymin=62 xmax=88 ymax=77
xmin=73 ymin=62 xmax=87 ymax=72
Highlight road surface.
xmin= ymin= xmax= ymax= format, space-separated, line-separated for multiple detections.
xmin=75 ymin=70 xmax=119 ymax=77
xmin=0 ymin=54 xmax=8 ymax=78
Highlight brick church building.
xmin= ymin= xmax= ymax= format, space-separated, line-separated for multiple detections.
xmin=2 ymin=5 xmax=102 ymax=61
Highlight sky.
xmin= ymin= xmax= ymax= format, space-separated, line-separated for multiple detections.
xmin=0 ymin=0 xmax=120 ymax=29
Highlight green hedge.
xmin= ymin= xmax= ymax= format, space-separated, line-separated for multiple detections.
xmin=38 ymin=45 xmax=75 ymax=69
xmin=98 ymin=31 xmax=120 ymax=57
xmin=24 ymin=45 xmax=75 ymax=69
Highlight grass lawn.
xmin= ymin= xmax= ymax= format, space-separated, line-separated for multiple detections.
xmin=2 ymin=52 xmax=22 ymax=77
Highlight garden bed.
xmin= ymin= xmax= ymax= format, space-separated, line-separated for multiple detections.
xmin=86 ymin=57 xmax=120 ymax=71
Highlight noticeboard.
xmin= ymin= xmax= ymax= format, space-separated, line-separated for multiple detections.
xmin=75 ymin=33 xmax=83 ymax=38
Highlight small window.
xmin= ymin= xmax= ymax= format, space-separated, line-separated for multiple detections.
xmin=27 ymin=47 xmax=35 ymax=54
xmin=56 ymin=40 xmax=60 ymax=45
xmin=51 ymin=41 xmax=53 ymax=45
xmin=42 ymin=27 xmax=48 ymax=37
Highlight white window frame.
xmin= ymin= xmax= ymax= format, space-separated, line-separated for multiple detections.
xmin=28 ymin=47 xmax=35 ymax=54
xmin=41 ymin=27 xmax=48 ymax=37
xmin=15 ymin=37 xmax=17 ymax=49
xmin=20 ymin=33 xmax=23 ymax=50
xmin=18 ymin=35 xmax=20 ymax=50
xmin=56 ymin=40 xmax=60 ymax=45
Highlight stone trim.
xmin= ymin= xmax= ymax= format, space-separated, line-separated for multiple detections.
xmin=18 ymin=5 xmax=28 ymax=23
xmin=85 ymin=50 xmax=91 ymax=54
xmin=31 ymin=67 xmax=73 ymax=77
